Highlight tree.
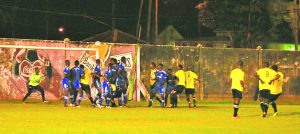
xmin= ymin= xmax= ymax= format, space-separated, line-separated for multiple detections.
xmin=198 ymin=0 xmax=272 ymax=48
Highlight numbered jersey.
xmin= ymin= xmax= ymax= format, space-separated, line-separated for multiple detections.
xmin=257 ymin=68 xmax=277 ymax=90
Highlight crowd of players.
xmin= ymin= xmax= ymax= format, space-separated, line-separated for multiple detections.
xmin=21 ymin=57 xmax=284 ymax=118
xmin=230 ymin=61 xmax=284 ymax=118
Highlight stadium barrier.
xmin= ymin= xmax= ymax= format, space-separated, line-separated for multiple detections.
xmin=0 ymin=38 xmax=299 ymax=102
xmin=140 ymin=45 xmax=300 ymax=102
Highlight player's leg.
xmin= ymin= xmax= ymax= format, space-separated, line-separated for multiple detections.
xmin=164 ymin=93 xmax=169 ymax=107
xmin=36 ymin=85 xmax=46 ymax=102
xmin=22 ymin=85 xmax=34 ymax=102
xmin=259 ymin=90 xmax=266 ymax=115
xmin=105 ymin=94 xmax=111 ymax=108
xmin=93 ymin=80 xmax=102 ymax=106
xmin=148 ymin=90 xmax=155 ymax=107
xmin=117 ymin=87 xmax=123 ymax=106
xmin=263 ymin=90 xmax=271 ymax=116
xmin=192 ymin=92 xmax=196 ymax=108
xmin=110 ymin=84 xmax=117 ymax=107
xmin=77 ymin=88 xmax=83 ymax=106
xmin=270 ymin=94 xmax=280 ymax=116
xmin=85 ymin=85 xmax=94 ymax=105
xmin=160 ymin=85 xmax=165 ymax=108
xmin=122 ymin=86 xmax=128 ymax=106
xmin=185 ymin=91 xmax=191 ymax=108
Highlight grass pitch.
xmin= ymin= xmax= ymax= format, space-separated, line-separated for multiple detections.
xmin=0 ymin=100 xmax=299 ymax=134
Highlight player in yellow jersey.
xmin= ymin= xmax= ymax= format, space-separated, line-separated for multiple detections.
xmin=22 ymin=67 xmax=47 ymax=103
xmin=255 ymin=62 xmax=279 ymax=118
xmin=80 ymin=65 xmax=94 ymax=105
xmin=170 ymin=64 xmax=185 ymax=108
xmin=229 ymin=61 xmax=246 ymax=119
xmin=270 ymin=65 xmax=284 ymax=117
xmin=185 ymin=66 xmax=200 ymax=108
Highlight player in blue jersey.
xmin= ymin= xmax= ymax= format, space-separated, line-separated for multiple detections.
xmin=61 ymin=60 xmax=71 ymax=107
xmin=93 ymin=59 xmax=103 ymax=107
xmin=148 ymin=63 xmax=167 ymax=108
xmin=70 ymin=60 xmax=84 ymax=107
xmin=165 ymin=68 xmax=176 ymax=107
xmin=116 ymin=57 xmax=129 ymax=107
xmin=109 ymin=58 xmax=119 ymax=107
xmin=99 ymin=78 xmax=112 ymax=108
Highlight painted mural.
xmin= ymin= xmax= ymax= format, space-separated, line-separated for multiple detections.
xmin=0 ymin=38 xmax=136 ymax=100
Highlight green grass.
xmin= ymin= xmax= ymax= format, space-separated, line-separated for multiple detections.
xmin=0 ymin=100 xmax=299 ymax=134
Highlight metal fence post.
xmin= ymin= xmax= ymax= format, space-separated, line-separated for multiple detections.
xmin=198 ymin=44 xmax=204 ymax=101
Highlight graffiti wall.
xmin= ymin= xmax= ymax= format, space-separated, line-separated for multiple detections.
xmin=0 ymin=38 xmax=137 ymax=100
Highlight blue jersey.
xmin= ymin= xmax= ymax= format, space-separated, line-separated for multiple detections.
xmin=119 ymin=63 xmax=125 ymax=72
xmin=102 ymin=80 xmax=111 ymax=94
xmin=109 ymin=64 xmax=118 ymax=83
xmin=71 ymin=66 xmax=83 ymax=82
xmin=93 ymin=65 xmax=101 ymax=80
xmin=155 ymin=70 xmax=167 ymax=83
xmin=63 ymin=66 xmax=70 ymax=79
xmin=167 ymin=74 xmax=176 ymax=87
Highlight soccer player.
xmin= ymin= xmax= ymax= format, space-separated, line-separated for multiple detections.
xmin=229 ymin=61 xmax=246 ymax=119
xmin=149 ymin=62 xmax=162 ymax=104
xmin=117 ymin=56 xmax=129 ymax=107
xmin=99 ymin=77 xmax=112 ymax=108
xmin=93 ymin=59 xmax=103 ymax=107
xmin=165 ymin=69 xmax=176 ymax=107
xmin=70 ymin=60 xmax=84 ymax=107
xmin=148 ymin=63 xmax=167 ymax=108
xmin=185 ymin=66 xmax=200 ymax=108
xmin=61 ymin=60 xmax=71 ymax=107
xmin=270 ymin=65 xmax=284 ymax=117
xmin=79 ymin=65 xmax=94 ymax=105
xmin=22 ymin=67 xmax=47 ymax=103
xmin=109 ymin=58 xmax=119 ymax=107
xmin=170 ymin=64 xmax=185 ymax=108
xmin=255 ymin=62 xmax=279 ymax=117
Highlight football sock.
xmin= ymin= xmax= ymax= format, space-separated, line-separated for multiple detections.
xmin=193 ymin=97 xmax=196 ymax=107
xmin=271 ymin=101 xmax=277 ymax=113
xmin=64 ymin=96 xmax=68 ymax=106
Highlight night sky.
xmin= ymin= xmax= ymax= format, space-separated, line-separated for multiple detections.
xmin=0 ymin=0 xmax=201 ymax=41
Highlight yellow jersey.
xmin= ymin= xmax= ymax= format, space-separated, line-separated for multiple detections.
xmin=29 ymin=73 xmax=43 ymax=86
xmin=150 ymin=69 xmax=157 ymax=86
xmin=257 ymin=68 xmax=277 ymax=90
xmin=185 ymin=71 xmax=198 ymax=89
xmin=80 ymin=68 xmax=91 ymax=85
xmin=175 ymin=70 xmax=185 ymax=86
xmin=271 ymin=72 xmax=283 ymax=95
xmin=230 ymin=68 xmax=245 ymax=91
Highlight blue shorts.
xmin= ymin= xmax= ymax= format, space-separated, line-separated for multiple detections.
xmin=94 ymin=79 xmax=101 ymax=89
xmin=152 ymin=82 xmax=164 ymax=94
xmin=61 ymin=78 xmax=70 ymax=90
xmin=72 ymin=80 xmax=81 ymax=90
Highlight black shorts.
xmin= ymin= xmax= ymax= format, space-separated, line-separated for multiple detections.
xmin=185 ymin=88 xmax=195 ymax=95
xmin=80 ymin=83 xmax=91 ymax=94
xmin=115 ymin=86 xmax=123 ymax=98
xmin=269 ymin=93 xmax=281 ymax=102
xmin=232 ymin=89 xmax=242 ymax=99
xmin=259 ymin=89 xmax=270 ymax=99
xmin=175 ymin=85 xmax=185 ymax=94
